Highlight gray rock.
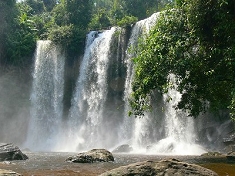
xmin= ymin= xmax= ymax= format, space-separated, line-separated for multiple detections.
xmin=226 ymin=151 xmax=235 ymax=162
xmin=0 ymin=143 xmax=28 ymax=161
xmin=112 ymin=144 xmax=133 ymax=153
xmin=201 ymin=152 xmax=224 ymax=157
xmin=223 ymin=132 xmax=235 ymax=145
xmin=99 ymin=158 xmax=218 ymax=176
xmin=0 ymin=169 xmax=22 ymax=176
xmin=66 ymin=149 xmax=114 ymax=163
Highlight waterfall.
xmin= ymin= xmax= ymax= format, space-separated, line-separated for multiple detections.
xmin=25 ymin=13 xmax=208 ymax=154
xmin=146 ymin=75 xmax=206 ymax=155
xmin=64 ymin=27 xmax=125 ymax=152
xmin=123 ymin=13 xmax=163 ymax=153
xmin=123 ymin=13 xmax=206 ymax=155
xmin=25 ymin=40 xmax=65 ymax=151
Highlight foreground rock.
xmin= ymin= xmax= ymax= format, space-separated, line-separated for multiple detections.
xmin=99 ymin=158 xmax=218 ymax=176
xmin=66 ymin=149 xmax=114 ymax=163
xmin=0 ymin=169 xmax=22 ymax=176
xmin=112 ymin=144 xmax=133 ymax=153
xmin=0 ymin=143 xmax=28 ymax=161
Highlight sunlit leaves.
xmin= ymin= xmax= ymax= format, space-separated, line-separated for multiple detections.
xmin=130 ymin=0 xmax=235 ymax=118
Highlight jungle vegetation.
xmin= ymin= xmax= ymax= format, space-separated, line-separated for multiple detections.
xmin=130 ymin=0 xmax=235 ymax=120
xmin=0 ymin=0 xmax=234 ymax=120
xmin=0 ymin=0 xmax=168 ymax=65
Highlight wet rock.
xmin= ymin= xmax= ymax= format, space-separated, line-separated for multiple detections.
xmin=201 ymin=152 xmax=224 ymax=157
xmin=223 ymin=132 xmax=235 ymax=145
xmin=0 ymin=169 xmax=22 ymax=176
xmin=112 ymin=144 xmax=133 ymax=153
xmin=226 ymin=151 xmax=235 ymax=162
xmin=66 ymin=149 xmax=114 ymax=163
xmin=0 ymin=143 xmax=28 ymax=161
xmin=99 ymin=158 xmax=218 ymax=176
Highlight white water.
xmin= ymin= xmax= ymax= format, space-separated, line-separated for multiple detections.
xmin=123 ymin=13 xmax=161 ymax=152
xmin=25 ymin=40 xmax=65 ymax=151
xmin=123 ymin=13 xmax=206 ymax=155
xmin=146 ymin=75 xmax=206 ymax=155
xmin=63 ymin=28 xmax=120 ymax=152
xmin=26 ymin=13 xmax=206 ymax=155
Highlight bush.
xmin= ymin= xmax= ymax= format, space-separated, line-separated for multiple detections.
xmin=117 ymin=15 xmax=138 ymax=27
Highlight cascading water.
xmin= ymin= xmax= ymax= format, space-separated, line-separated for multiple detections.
xmin=25 ymin=40 xmax=65 ymax=151
xmin=64 ymin=27 xmax=126 ymax=152
xmin=26 ymin=13 xmax=208 ymax=155
xmin=123 ymin=13 xmax=206 ymax=155
xmin=146 ymin=75 xmax=206 ymax=155
xmin=123 ymin=13 xmax=162 ymax=152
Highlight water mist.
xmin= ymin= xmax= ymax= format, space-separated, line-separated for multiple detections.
xmin=25 ymin=13 xmax=209 ymax=155
xmin=25 ymin=40 xmax=65 ymax=151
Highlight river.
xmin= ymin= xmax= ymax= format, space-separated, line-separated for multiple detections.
xmin=0 ymin=152 xmax=234 ymax=176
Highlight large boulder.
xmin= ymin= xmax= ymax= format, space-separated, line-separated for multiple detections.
xmin=66 ymin=149 xmax=114 ymax=163
xmin=99 ymin=158 xmax=218 ymax=176
xmin=0 ymin=169 xmax=22 ymax=176
xmin=0 ymin=143 xmax=28 ymax=161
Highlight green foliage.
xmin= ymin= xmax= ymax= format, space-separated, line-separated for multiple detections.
xmin=6 ymin=2 xmax=38 ymax=65
xmin=49 ymin=0 xmax=92 ymax=55
xmin=51 ymin=2 xmax=69 ymax=26
xmin=124 ymin=0 xmax=173 ymax=20
xmin=25 ymin=0 xmax=45 ymax=14
xmin=0 ymin=0 xmax=176 ymax=65
xmin=130 ymin=0 xmax=235 ymax=118
xmin=0 ymin=0 xmax=17 ymax=63
xmin=47 ymin=24 xmax=74 ymax=45
xmin=65 ymin=0 xmax=92 ymax=28
xmin=48 ymin=24 xmax=86 ymax=54
xmin=117 ymin=15 xmax=138 ymax=27
xmin=42 ymin=0 xmax=57 ymax=11
xmin=89 ymin=8 xmax=111 ymax=30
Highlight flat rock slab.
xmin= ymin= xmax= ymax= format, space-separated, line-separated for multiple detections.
xmin=66 ymin=149 xmax=114 ymax=163
xmin=99 ymin=158 xmax=218 ymax=176
xmin=0 ymin=169 xmax=22 ymax=176
xmin=0 ymin=143 xmax=28 ymax=161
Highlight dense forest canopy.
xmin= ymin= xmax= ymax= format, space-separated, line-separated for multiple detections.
xmin=0 ymin=0 xmax=170 ymax=65
xmin=130 ymin=0 xmax=235 ymax=120
xmin=0 ymin=0 xmax=234 ymax=120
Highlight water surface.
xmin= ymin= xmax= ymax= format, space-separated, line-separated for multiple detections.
xmin=0 ymin=152 xmax=234 ymax=176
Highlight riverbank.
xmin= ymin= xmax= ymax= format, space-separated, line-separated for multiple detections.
xmin=0 ymin=152 xmax=234 ymax=176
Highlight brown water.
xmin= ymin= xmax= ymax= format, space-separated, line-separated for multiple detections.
xmin=0 ymin=152 xmax=234 ymax=176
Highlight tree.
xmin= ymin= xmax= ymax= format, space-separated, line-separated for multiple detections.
xmin=130 ymin=0 xmax=235 ymax=119
xmin=89 ymin=8 xmax=111 ymax=30
xmin=42 ymin=0 xmax=57 ymax=11
xmin=24 ymin=0 xmax=45 ymax=14
xmin=48 ymin=0 xmax=93 ymax=55
xmin=124 ymin=0 xmax=173 ymax=20
xmin=65 ymin=0 xmax=92 ymax=28
xmin=0 ymin=0 xmax=17 ymax=64
xmin=6 ymin=2 xmax=38 ymax=64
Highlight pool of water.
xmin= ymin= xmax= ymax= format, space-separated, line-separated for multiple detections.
xmin=0 ymin=152 xmax=234 ymax=176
